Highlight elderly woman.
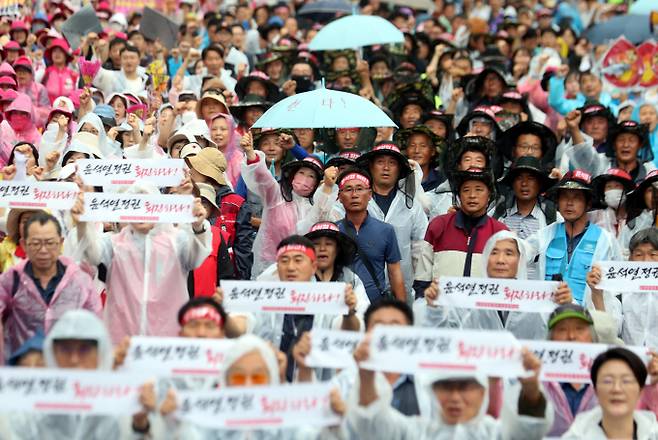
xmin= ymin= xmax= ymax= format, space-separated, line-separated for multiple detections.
xmin=419 ymin=230 xmax=573 ymax=340
xmin=563 ymin=347 xmax=658 ymax=439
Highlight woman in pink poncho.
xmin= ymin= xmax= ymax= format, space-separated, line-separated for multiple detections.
xmin=5 ymin=92 xmax=41 ymax=148
xmin=41 ymin=38 xmax=78 ymax=104
xmin=208 ymin=113 xmax=243 ymax=188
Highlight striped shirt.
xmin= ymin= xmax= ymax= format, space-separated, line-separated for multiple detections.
xmin=501 ymin=202 xmax=545 ymax=279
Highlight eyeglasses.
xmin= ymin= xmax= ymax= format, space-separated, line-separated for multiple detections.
xmin=339 ymin=186 xmax=370 ymax=195
xmin=516 ymin=144 xmax=542 ymax=153
xmin=227 ymin=372 xmax=269 ymax=386
xmin=597 ymin=376 xmax=639 ymax=389
xmin=25 ymin=239 xmax=60 ymax=251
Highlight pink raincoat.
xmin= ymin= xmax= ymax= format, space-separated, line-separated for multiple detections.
xmin=241 ymin=151 xmax=329 ymax=278
xmin=517 ymin=77 xmax=561 ymax=132
xmin=0 ymin=256 xmax=101 ymax=362
xmin=41 ymin=65 xmax=78 ymax=104
xmin=544 ymin=381 xmax=598 ymax=437
xmin=18 ymin=80 xmax=51 ymax=128
xmin=5 ymin=93 xmax=42 ymax=147
xmin=209 ymin=113 xmax=243 ymax=188
xmin=80 ymin=221 xmax=212 ymax=345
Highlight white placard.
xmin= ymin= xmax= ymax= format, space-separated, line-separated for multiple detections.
xmin=221 ymin=281 xmax=347 ymax=315
xmin=76 ymin=159 xmax=186 ymax=186
xmin=122 ymin=336 xmax=235 ymax=376
xmin=0 ymin=181 xmax=79 ymax=209
xmin=305 ymin=329 xmax=362 ymax=370
xmin=523 ymin=340 xmax=650 ymax=383
xmin=79 ymin=192 xmax=195 ymax=223
xmin=361 ymin=326 xmax=524 ymax=378
xmin=0 ymin=368 xmax=149 ymax=415
xmin=596 ymin=261 xmax=658 ymax=292
xmin=438 ymin=276 xmax=559 ymax=313
xmin=177 ymin=383 xmax=341 ymax=430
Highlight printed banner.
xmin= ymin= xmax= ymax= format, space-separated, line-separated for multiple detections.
xmin=221 ymin=281 xmax=348 ymax=315
xmin=0 ymin=368 xmax=148 ymax=415
xmin=601 ymin=37 xmax=658 ymax=89
xmin=438 ymin=277 xmax=559 ymax=313
xmin=0 ymin=181 xmax=79 ymax=210
xmin=177 ymin=383 xmax=341 ymax=430
xmin=360 ymin=326 xmax=525 ymax=378
xmin=305 ymin=329 xmax=362 ymax=370
xmin=524 ymin=340 xmax=650 ymax=383
xmin=79 ymin=192 xmax=195 ymax=223
xmin=596 ymin=261 xmax=658 ymax=292
xmin=76 ymin=159 xmax=186 ymax=187
xmin=122 ymin=337 xmax=235 ymax=376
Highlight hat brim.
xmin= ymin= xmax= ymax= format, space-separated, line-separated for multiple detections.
xmin=499 ymin=165 xmax=557 ymax=192
xmin=185 ymin=155 xmax=227 ymax=186
xmin=356 ymin=149 xmax=412 ymax=180
xmin=499 ymin=121 xmax=557 ymax=162
xmin=544 ymin=181 xmax=593 ymax=203
xmin=305 ymin=228 xmax=357 ymax=267
xmin=281 ymin=159 xmax=324 ymax=182
xmin=548 ymin=310 xmax=593 ymax=330
xmin=235 ymin=77 xmax=279 ymax=101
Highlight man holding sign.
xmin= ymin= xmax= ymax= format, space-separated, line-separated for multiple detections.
xmin=420 ymin=230 xmax=573 ymax=340
xmin=73 ymin=182 xmax=211 ymax=345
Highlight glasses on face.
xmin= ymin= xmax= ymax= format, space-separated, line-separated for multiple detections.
xmin=339 ymin=186 xmax=370 ymax=195
xmin=25 ymin=239 xmax=60 ymax=251
xmin=516 ymin=144 xmax=542 ymax=154
xmin=597 ymin=376 xmax=638 ymax=389
xmin=227 ymin=372 xmax=269 ymax=386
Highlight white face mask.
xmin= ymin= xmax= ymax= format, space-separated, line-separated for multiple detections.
xmin=604 ymin=188 xmax=624 ymax=208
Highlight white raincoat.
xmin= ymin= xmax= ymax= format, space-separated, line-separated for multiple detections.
xmin=78 ymin=183 xmax=212 ymax=345
xmin=619 ymin=210 xmax=655 ymax=259
xmin=3 ymin=310 xmax=141 ymax=439
xmin=157 ymin=335 xmax=344 ymax=440
xmin=346 ymin=370 xmax=553 ymax=440
xmin=562 ymin=406 xmax=658 ymax=439
xmin=417 ymin=230 xmax=554 ymax=340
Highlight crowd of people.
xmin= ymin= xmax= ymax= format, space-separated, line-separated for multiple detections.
xmin=1 ymin=0 xmax=658 ymax=438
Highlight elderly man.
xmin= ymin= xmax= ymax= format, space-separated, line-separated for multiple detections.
xmin=0 ymin=212 xmax=101 ymax=362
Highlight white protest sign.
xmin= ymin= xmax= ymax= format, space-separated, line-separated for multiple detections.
xmin=177 ymin=383 xmax=340 ymax=430
xmin=0 ymin=368 xmax=149 ymax=415
xmin=122 ymin=336 xmax=235 ymax=376
xmin=523 ymin=340 xmax=650 ymax=383
xmin=361 ymin=326 xmax=524 ymax=378
xmin=79 ymin=192 xmax=195 ymax=223
xmin=221 ymin=281 xmax=347 ymax=315
xmin=305 ymin=329 xmax=362 ymax=370
xmin=0 ymin=181 xmax=79 ymax=210
xmin=596 ymin=261 xmax=658 ymax=293
xmin=76 ymin=159 xmax=186 ymax=187
xmin=438 ymin=276 xmax=559 ymax=313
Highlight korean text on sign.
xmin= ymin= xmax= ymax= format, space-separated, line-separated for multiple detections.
xmin=596 ymin=261 xmax=658 ymax=292
xmin=76 ymin=159 xmax=186 ymax=187
xmin=221 ymin=281 xmax=347 ymax=315
xmin=0 ymin=181 xmax=79 ymax=210
xmin=79 ymin=192 xmax=195 ymax=223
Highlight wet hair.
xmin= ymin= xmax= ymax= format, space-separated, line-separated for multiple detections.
xmin=109 ymin=38 xmax=126 ymax=50
xmin=202 ymin=44 xmax=225 ymax=60
xmin=23 ymin=212 xmax=62 ymax=239
xmin=120 ymin=45 xmax=140 ymax=57
xmin=277 ymin=234 xmax=316 ymax=251
xmin=591 ymin=347 xmax=647 ymax=389
xmin=8 ymin=142 xmax=39 ymax=166
xmin=364 ymin=298 xmax=414 ymax=329
xmin=177 ymin=297 xmax=227 ymax=328
xmin=629 ymin=228 xmax=658 ymax=253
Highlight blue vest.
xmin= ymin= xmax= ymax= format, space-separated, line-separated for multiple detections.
xmin=545 ymin=223 xmax=602 ymax=304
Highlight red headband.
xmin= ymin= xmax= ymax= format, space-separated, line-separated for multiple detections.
xmin=339 ymin=172 xmax=371 ymax=189
xmin=276 ymin=244 xmax=316 ymax=261
xmin=181 ymin=306 xmax=223 ymax=327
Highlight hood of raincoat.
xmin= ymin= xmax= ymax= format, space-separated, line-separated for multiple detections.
xmin=6 ymin=92 xmax=35 ymax=120
xmin=420 ymin=371 xmax=491 ymax=432
xmin=0 ymin=61 xmax=16 ymax=79
xmin=76 ymin=112 xmax=120 ymax=157
xmin=480 ymin=230 xmax=529 ymax=280
xmin=220 ymin=334 xmax=280 ymax=387
xmin=209 ymin=112 xmax=239 ymax=158
xmin=43 ymin=309 xmax=114 ymax=370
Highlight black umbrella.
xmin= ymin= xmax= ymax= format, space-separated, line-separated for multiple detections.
xmin=585 ymin=14 xmax=652 ymax=45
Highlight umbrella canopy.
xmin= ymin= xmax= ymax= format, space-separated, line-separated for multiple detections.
xmin=298 ymin=0 xmax=353 ymax=16
xmin=585 ymin=14 xmax=652 ymax=44
xmin=308 ymin=15 xmax=404 ymax=51
xmin=252 ymin=86 xmax=397 ymax=129
xmin=629 ymin=0 xmax=657 ymax=15
xmin=382 ymin=0 xmax=433 ymax=9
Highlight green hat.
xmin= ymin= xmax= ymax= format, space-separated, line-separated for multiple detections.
xmin=548 ymin=304 xmax=594 ymax=330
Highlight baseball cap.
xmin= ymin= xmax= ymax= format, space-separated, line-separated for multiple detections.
xmin=548 ymin=304 xmax=594 ymax=330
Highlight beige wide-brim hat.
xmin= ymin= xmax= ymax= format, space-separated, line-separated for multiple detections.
xmin=185 ymin=147 xmax=227 ymax=186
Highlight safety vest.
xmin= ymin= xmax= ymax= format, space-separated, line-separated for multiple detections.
xmin=545 ymin=222 xmax=602 ymax=304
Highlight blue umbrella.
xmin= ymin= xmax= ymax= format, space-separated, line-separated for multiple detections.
xmin=630 ymin=0 xmax=658 ymax=15
xmin=252 ymin=85 xmax=396 ymax=129
xmin=585 ymin=14 xmax=652 ymax=44
xmin=308 ymin=15 xmax=404 ymax=51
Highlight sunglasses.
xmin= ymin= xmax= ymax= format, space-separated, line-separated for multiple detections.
xmin=226 ymin=372 xmax=269 ymax=386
